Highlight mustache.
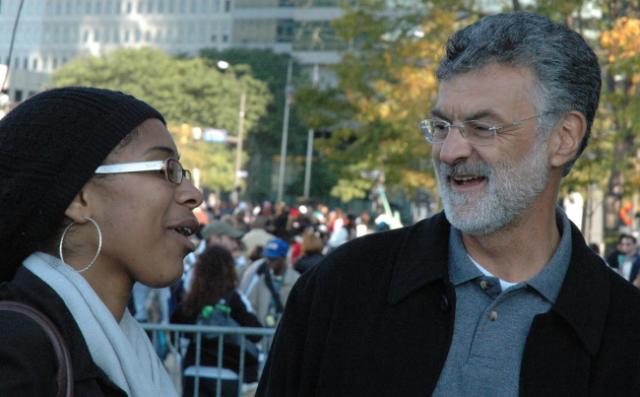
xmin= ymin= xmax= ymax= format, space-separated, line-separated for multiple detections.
xmin=437 ymin=160 xmax=492 ymax=178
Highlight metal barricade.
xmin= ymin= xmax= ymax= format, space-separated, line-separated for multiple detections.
xmin=142 ymin=323 xmax=275 ymax=397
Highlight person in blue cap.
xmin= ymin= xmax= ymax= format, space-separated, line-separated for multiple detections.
xmin=239 ymin=239 xmax=299 ymax=327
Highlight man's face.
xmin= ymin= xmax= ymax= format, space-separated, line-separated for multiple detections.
xmin=432 ymin=64 xmax=552 ymax=235
xmin=620 ymin=237 xmax=637 ymax=256
xmin=267 ymin=257 xmax=286 ymax=274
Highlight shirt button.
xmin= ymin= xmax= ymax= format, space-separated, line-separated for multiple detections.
xmin=488 ymin=310 xmax=498 ymax=321
xmin=480 ymin=280 xmax=488 ymax=290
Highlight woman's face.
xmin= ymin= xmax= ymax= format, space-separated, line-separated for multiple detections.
xmin=84 ymin=118 xmax=203 ymax=287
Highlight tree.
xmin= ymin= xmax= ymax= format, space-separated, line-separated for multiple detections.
xmin=296 ymin=0 xmax=473 ymax=202
xmin=198 ymin=48 xmax=315 ymax=203
xmin=50 ymin=48 xmax=270 ymax=192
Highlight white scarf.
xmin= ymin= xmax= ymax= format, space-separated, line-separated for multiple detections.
xmin=23 ymin=252 xmax=178 ymax=397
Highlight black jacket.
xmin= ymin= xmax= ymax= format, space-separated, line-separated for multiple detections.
xmin=257 ymin=213 xmax=640 ymax=397
xmin=0 ymin=267 xmax=127 ymax=396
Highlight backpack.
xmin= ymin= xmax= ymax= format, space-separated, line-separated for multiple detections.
xmin=196 ymin=291 xmax=260 ymax=365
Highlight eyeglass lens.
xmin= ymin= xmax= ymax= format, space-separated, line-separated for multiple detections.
xmin=166 ymin=159 xmax=183 ymax=184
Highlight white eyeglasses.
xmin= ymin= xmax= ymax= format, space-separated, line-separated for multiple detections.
xmin=95 ymin=158 xmax=191 ymax=184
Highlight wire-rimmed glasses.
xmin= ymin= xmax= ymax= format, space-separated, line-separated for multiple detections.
xmin=419 ymin=113 xmax=549 ymax=146
xmin=95 ymin=158 xmax=192 ymax=184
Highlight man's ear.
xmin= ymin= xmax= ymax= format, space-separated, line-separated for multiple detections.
xmin=549 ymin=111 xmax=587 ymax=169
xmin=64 ymin=188 xmax=92 ymax=224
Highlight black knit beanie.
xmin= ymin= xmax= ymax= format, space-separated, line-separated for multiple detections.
xmin=0 ymin=87 xmax=165 ymax=282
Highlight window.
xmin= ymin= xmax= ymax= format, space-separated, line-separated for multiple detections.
xmin=71 ymin=28 xmax=79 ymax=43
xmin=147 ymin=0 xmax=154 ymax=12
xmin=212 ymin=0 xmax=219 ymax=12
xmin=95 ymin=0 xmax=102 ymax=14
xmin=157 ymin=0 xmax=164 ymax=12
xmin=222 ymin=33 xmax=228 ymax=42
xmin=105 ymin=0 xmax=112 ymax=13
xmin=52 ymin=26 xmax=60 ymax=43
xmin=52 ymin=58 xmax=58 ymax=69
xmin=14 ymin=90 xmax=23 ymax=103
xmin=210 ymin=34 xmax=217 ymax=42
xmin=22 ymin=58 xmax=28 ymax=70
xmin=137 ymin=0 xmax=144 ymax=13
xmin=83 ymin=30 xmax=90 ymax=42
xmin=85 ymin=0 xmax=92 ymax=14
xmin=94 ymin=29 xmax=100 ymax=42
xmin=144 ymin=31 xmax=151 ymax=42
xmin=124 ymin=30 xmax=130 ymax=42
xmin=32 ymin=58 xmax=38 ymax=70
xmin=168 ymin=0 xmax=175 ymax=12
xmin=104 ymin=27 xmax=111 ymax=43
xmin=55 ymin=0 xmax=63 ymax=15
xmin=224 ymin=0 xmax=229 ymax=12
xmin=135 ymin=29 xmax=141 ymax=42
xmin=179 ymin=0 xmax=186 ymax=13
xmin=66 ymin=0 xmax=73 ymax=14
xmin=115 ymin=0 xmax=121 ymax=14
xmin=126 ymin=1 xmax=132 ymax=13
xmin=114 ymin=29 xmax=120 ymax=43
xmin=190 ymin=0 xmax=197 ymax=13
xmin=75 ymin=0 xmax=82 ymax=14
xmin=276 ymin=19 xmax=294 ymax=43
xmin=200 ymin=0 xmax=208 ymax=13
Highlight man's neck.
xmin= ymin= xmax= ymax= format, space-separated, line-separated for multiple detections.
xmin=460 ymin=204 xmax=561 ymax=283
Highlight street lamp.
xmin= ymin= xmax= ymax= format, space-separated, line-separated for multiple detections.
xmin=216 ymin=60 xmax=247 ymax=204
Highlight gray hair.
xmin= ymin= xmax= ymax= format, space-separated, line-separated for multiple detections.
xmin=436 ymin=12 xmax=601 ymax=175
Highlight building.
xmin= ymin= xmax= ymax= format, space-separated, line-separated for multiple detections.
xmin=0 ymin=0 xmax=343 ymax=103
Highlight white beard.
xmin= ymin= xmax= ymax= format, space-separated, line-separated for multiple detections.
xmin=434 ymin=140 xmax=550 ymax=236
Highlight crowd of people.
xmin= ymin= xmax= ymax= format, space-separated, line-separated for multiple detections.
xmin=127 ymin=199 xmax=392 ymax=395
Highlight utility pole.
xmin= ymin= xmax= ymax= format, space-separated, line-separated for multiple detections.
xmin=303 ymin=63 xmax=320 ymax=199
xmin=277 ymin=57 xmax=293 ymax=203
xmin=234 ymin=91 xmax=247 ymax=189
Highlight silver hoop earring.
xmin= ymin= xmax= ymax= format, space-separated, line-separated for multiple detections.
xmin=58 ymin=217 xmax=103 ymax=273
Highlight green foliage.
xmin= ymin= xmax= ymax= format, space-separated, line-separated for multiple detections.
xmin=50 ymin=48 xmax=271 ymax=192
xmin=296 ymin=0 xmax=466 ymax=202
xmin=199 ymin=48 xmax=311 ymax=201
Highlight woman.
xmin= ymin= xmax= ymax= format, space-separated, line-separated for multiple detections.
xmin=0 ymin=87 xmax=203 ymax=396
xmin=171 ymin=244 xmax=263 ymax=396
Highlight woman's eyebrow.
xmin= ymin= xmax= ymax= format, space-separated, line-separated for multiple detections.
xmin=143 ymin=146 xmax=178 ymax=158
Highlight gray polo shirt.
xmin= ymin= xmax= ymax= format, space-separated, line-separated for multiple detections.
xmin=432 ymin=210 xmax=572 ymax=397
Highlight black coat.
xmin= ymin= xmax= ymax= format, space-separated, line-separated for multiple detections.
xmin=0 ymin=267 xmax=127 ymax=396
xmin=257 ymin=213 xmax=640 ymax=397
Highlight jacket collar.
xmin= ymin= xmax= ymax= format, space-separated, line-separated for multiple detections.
xmin=550 ymin=222 xmax=609 ymax=356
xmin=387 ymin=212 xmax=450 ymax=305
xmin=387 ymin=212 xmax=609 ymax=356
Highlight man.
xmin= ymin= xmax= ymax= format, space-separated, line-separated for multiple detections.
xmin=257 ymin=12 xmax=640 ymax=397
xmin=606 ymin=233 xmax=640 ymax=284
xmin=240 ymin=238 xmax=299 ymax=327
xmin=241 ymin=215 xmax=276 ymax=260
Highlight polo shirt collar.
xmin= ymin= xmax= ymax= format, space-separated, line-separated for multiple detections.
xmin=525 ymin=209 xmax=572 ymax=303
xmin=386 ymin=210 xmax=610 ymax=356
